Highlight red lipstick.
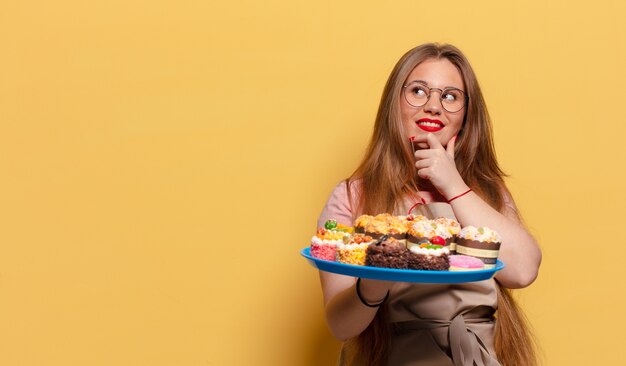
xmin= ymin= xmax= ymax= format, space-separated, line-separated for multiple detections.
xmin=416 ymin=118 xmax=444 ymax=132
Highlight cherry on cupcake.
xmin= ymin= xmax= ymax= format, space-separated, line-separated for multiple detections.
xmin=430 ymin=236 xmax=445 ymax=245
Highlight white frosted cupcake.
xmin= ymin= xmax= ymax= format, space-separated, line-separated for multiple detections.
xmin=407 ymin=219 xmax=454 ymax=253
xmin=456 ymin=226 xmax=501 ymax=269
xmin=434 ymin=217 xmax=461 ymax=254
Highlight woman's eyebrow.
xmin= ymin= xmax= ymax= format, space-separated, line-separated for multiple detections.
xmin=406 ymin=79 xmax=428 ymax=85
xmin=406 ymin=79 xmax=464 ymax=90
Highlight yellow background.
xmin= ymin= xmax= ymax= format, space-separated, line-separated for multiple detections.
xmin=1 ymin=1 xmax=624 ymax=365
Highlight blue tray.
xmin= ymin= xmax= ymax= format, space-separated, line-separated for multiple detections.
xmin=301 ymin=248 xmax=504 ymax=283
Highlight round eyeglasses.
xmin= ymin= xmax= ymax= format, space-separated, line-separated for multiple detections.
xmin=403 ymin=81 xmax=469 ymax=113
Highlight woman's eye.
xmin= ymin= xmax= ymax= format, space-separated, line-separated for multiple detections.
xmin=412 ymin=87 xmax=427 ymax=97
xmin=443 ymin=92 xmax=457 ymax=102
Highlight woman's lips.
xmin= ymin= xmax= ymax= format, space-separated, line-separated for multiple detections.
xmin=416 ymin=118 xmax=444 ymax=132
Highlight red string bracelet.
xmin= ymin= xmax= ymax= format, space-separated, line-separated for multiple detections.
xmin=407 ymin=197 xmax=427 ymax=215
xmin=447 ymin=188 xmax=472 ymax=203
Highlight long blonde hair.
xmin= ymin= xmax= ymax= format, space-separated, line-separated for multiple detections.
xmin=343 ymin=43 xmax=537 ymax=366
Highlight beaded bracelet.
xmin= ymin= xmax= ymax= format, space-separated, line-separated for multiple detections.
xmin=447 ymin=188 xmax=473 ymax=204
xmin=356 ymin=278 xmax=390 ymax=308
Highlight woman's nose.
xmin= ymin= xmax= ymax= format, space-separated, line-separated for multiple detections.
xmin=423 ymin=93 xmax=442 ymax=114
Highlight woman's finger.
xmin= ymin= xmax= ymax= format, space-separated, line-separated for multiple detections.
xmin=417 ymin=167 xmax=431 ymax=180
xmin=414 ymin=149 xmax=435 ymax=160
xmin=415 ymin=158 xmax=431 ymax=170
xmin=446 ymin=135 xmax=457 ymax=158
xmin=425 ymin=133 xmax=445 ymax=151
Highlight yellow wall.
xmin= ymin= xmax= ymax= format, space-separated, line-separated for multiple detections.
xmin=1 ymin=1 xmax=624 ymax=365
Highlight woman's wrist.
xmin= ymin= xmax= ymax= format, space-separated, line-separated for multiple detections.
xmin=356 ymin=278 xmax=393 ymax=306
xmin=441 ymin=181 xmax=470 ymax=202
xmin=447 ymin=188 xmax=473 ymax=203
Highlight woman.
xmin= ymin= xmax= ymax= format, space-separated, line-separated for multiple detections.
xmin=317 ymin=43 xmax=542 ymax=365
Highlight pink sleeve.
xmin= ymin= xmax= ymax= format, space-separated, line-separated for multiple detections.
xmin=317 ymin=180 xmax=359 ymax=228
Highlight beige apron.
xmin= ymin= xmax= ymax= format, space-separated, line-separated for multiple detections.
xmin=342 ymin=203 xmax=501 ymax=366
xmin=385 ymin=280 xmax=499 ymax=366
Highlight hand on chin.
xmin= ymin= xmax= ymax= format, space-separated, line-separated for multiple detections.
xmin=412 ymin=132 xmax=449 ymax=151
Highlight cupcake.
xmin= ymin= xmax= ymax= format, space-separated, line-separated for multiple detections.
xmin=407 ymin=242 xmax=450 ymax=270
xmin=455 ymin=226 xmax=502 ymax=269
xmin=448 ymin=255 xmax=485 ymax=271
xmin=323 ymin=218 xmax=354 ymax=234
xmin=365 ymin=236 xmax=409 ymax=269
xmin=336 ymin=234 xmax=375 ymax=265
xmin=407 ymin=219 xmax=454 ymax=253
xmin=434 ymin=217 xmax=461 ymax=254
xmin=403 ymin=214 xmax=428 ymax=227
xmin=310 ymin=219 xmax=352 ymax=261
xmin=363 ymin=213 xmax=408 ymax=244
xmin=354 ymin=215 xmax=374 ymax=234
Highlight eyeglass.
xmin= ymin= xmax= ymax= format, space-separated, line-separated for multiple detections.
xmin=402 ymin=81 xmax=469 ymax=113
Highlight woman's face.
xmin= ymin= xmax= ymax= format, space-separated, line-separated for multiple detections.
xmin=401 ymin=58 xmax=466 ymax=150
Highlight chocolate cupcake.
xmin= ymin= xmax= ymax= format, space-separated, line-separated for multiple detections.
xmin=407 ymin=243 xmax=450 ymax=271
xmin=365 ymin=237 xmax=409 ymax=269
xmin=455 ymin=226 xmax=501 ymax=269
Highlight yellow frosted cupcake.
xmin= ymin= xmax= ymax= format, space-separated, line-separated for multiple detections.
xmin=362 ymin=213 xmax=408 ymax=244
xmin=336 ymin=234 xmax=375 ymax=265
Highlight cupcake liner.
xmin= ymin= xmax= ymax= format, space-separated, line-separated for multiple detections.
xmin=365 ymin=231 xmax=407 ymax=245
xmin=455 ymin=238 xmax=500 ymax=268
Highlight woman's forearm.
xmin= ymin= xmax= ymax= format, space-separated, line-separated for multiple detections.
xmin=449 ymin=190 xmax=542 ymax=288
xmin=320 ymin=271 xmax=392 ymax=341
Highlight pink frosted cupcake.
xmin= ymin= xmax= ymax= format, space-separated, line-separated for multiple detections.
xmin=449 ymin=255 xmax=485 ymax=271
xmin=310 ymin=220 xmax=352 ymax=261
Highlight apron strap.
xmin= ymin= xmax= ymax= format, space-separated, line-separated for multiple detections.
xmin=393 ymin=313 xmax=498 ymax=366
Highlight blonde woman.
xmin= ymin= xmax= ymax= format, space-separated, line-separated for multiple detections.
xmin=317 ymin=43 xmax=541 ymax=365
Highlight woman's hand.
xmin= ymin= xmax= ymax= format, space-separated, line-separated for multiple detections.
xmin=413 ymin=134 xmax=542 ymax=288
xmin=413 ymin=133 xmax=468 ymax=199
